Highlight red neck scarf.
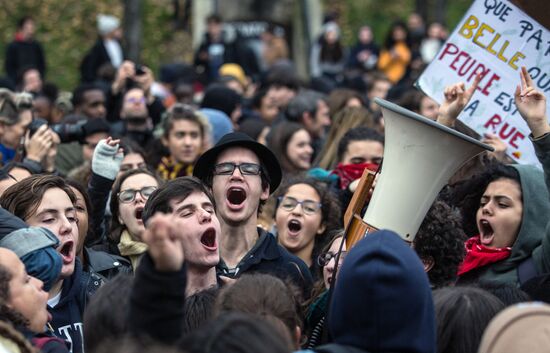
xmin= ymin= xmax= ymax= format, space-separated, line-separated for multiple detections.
xmin=457 ymin=236 xmax=512 ymax=276
xmin=331 ymin=162 xmax=379 ymax=190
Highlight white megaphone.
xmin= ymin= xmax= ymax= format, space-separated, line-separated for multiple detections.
xmin=345 ymin=98 xmax=493 ymax=246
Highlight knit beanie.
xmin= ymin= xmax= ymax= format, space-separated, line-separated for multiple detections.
xmin=0 ymin=227 xmax=62 ymax=291
xmin=200 ymin=84 xmax=241 ymax=118
xmin=97 ymin=14 xmax=120 ymax=36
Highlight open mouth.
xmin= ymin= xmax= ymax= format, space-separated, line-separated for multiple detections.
xmin=287 ymin=219 xmax=302 ymax=234
xmin=227 ymin=187 xmax=246 ymax=205
xmin=200 ymin=228 xmax=217 ymax=250
xmin=479 ymin=219 xmax=494 ymax=245
xmin=58 ymin=240 xmax=74 ymax=263
xmin=135 ymin=207 xmax=144 ymax=220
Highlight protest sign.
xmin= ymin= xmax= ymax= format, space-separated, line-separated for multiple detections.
xmin=417 ymin=0 xmax=550 ymax=165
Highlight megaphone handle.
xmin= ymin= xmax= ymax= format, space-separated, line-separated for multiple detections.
xmin=343 ymin=168 xmax=378 ymax=249
xmin=343 ymin=168 xmax=377 ymax=226
xmin=346 ymin=214 xmax=378 ymax=249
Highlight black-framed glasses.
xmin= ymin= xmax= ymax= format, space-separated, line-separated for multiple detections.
xmin=213 ymin=162 xmax=261 ymax=176
xmin=277 ymin=196 xmax=322 ymax=215
xmin=317 ymin=251 xmax=347 ymax=267
xmin=118 ymin=186 xmax=157 ymax=203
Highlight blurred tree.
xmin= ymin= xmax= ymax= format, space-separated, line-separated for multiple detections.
xmin=124 ymin=0 xmax=142 ymax=63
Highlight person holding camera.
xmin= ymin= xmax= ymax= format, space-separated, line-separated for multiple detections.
xmin=110 ymin=86 xmax=154 ymax=147
xmin=0 ymin=90 xmax=59 ymax=175
xmin=107 ymin=60 xmax=165 ymax=125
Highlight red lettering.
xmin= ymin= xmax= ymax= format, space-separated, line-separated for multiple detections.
xmin=468 ymin=64 xmax=490 ymax=82
xmin=509 ymin=131 xmax=526 ymax=149
xmin=484 ymin=114 xmax=502 ymax=129
xmin=438 ymin=43 xmax=459 ymax=61
xmin=481 ymin=74 xmax=501 ymax=96
xmin=450 ymin=51 xmax=470 ymax=71
xmin=499 ymin=123 xmax=516 ymax=139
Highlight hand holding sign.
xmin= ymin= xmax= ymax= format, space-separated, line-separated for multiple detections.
xmin=437 ymin=74 xmax=482 ymax=128
xmin=515 ymin=66 xmax=550 ymax=138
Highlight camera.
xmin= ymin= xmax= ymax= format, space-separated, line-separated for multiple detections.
xmin=28 ymin=118 xmax=86 ymax=144
xmin=135 ymin=64 xmax=146 ymax=76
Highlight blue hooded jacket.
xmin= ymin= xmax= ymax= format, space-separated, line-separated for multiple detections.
xmin=327 ymin=230 xmax=436 ymax=353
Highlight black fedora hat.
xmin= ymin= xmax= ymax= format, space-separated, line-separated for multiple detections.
xmin=193 ymin=132 xmax=282 ymax=194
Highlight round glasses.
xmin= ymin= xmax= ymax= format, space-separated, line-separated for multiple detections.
xmin=213 ymin=162 xmax=261 ymax=176
xmin=277 ymin=196 xmax=322 ymax=215
xmin=118 ymin=186 xmax=157 ymax=203
xmin=317 ymin=251 xmax=347 ymax=267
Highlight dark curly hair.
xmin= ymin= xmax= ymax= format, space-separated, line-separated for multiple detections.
xmin=0 ymin=263 xmax=30 ymax=328
xmin=447 ymin=162 xmax=521 ymax=237
xmin=274 ymin=176 xmax=342 ymax=266
xmin=414 ymin=200 xmax=467 ymax=288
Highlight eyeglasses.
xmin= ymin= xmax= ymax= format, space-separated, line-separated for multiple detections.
xmin=213 ymin=162 xmax=261 ymax=176
xmin=118 ymin=186 xmax=157 ymax=203
xmin=125 ymin=97 xmax=146 ymax=104
xmin=317 ymin=251 xmax=347 ymax=267
xmin=277 ymin=196 xmax=322 ymax=215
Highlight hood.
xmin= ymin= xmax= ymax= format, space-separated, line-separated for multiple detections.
xmin=504 ymin=165 xmax=550 ymax=268
xmin=329 ymin=230 xmax=435 ymax=353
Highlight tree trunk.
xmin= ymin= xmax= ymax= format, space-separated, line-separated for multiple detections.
xmin=123 ymin=0 xmax=142 ymax=63
xmin=435 ymin=0 xmax=446 ymax=25
xmin=415 ymin=0 xmax=428 ymax=22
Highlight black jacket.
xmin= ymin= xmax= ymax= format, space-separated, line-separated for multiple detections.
xmin=80 ymin=38 xmax=123 ymax=83
xmin=216 ymin=228 xmax=313 ymax=298
xmin=0 ymin=207 xmax=26 ymax=237
xmin=129 ymin=253 xmax=187 ymax=344
xmin=5 ymin=38 xmax=46 ymax=84
xmin=83 ymin=247 xmax=132 ymax=280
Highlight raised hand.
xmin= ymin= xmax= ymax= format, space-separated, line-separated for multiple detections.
xmin=142 ymin=213 xmax=185 ymax=272
xmin=25 ymin=125 xmax=53 ymax=162
xmin=514 ymin=66 xmax=550 ymax=138
xmin=437 ymin=74 xmax=482 ymax=127
xmin=91 ymin=137 xmax=124 ymax=180
xmin=482 ymin=133 xmax=508 ymax=161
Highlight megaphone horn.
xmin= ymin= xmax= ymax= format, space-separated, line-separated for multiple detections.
xmin=345 ymin=98 xmax=493 ymax=247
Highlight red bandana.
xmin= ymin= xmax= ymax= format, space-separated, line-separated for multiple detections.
xmin=457 ymin=236 xmax=512 ymax=276
xmin=331 ymin=162 xmax=380 ymax=190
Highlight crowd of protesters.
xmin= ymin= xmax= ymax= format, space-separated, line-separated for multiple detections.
xmin=1 ymin=9 xmax=550 ymax=353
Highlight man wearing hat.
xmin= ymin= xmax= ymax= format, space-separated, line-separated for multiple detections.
xmin=80 ymin=14 xmax=124 ymax=83
xmin=194 ymin=132 xmax=312 ymax=293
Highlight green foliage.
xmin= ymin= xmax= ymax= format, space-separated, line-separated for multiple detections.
xmin=324 ymin=0 xmax=472 ymax=46
xmin=0 ymin=0 xmax=473 ymax=91
xmin=0 ymin=0 xmax=185 ymax=91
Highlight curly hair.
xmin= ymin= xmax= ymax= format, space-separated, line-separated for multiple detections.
xmin=274 ymin=176 xmax=342 ymax=265
xmin=447 ymin=162 xmax=520 ymax=237
xmin=414 ymin=200 xmax=467 ymax=288
xmin=0 ymin=263 xmax=30 ymax=328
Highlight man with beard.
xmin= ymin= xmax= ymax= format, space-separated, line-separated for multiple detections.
xmin=193 ymin=132 xmax=313 ymax=296
xmin=110 ymin=87 xmax=154 ymax=146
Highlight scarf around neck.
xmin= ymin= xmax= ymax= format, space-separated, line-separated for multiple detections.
xmin=457 ymin=236 xmax=512 ymax=276
xmin=118 ymin=230 xmax=148 ymax=270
